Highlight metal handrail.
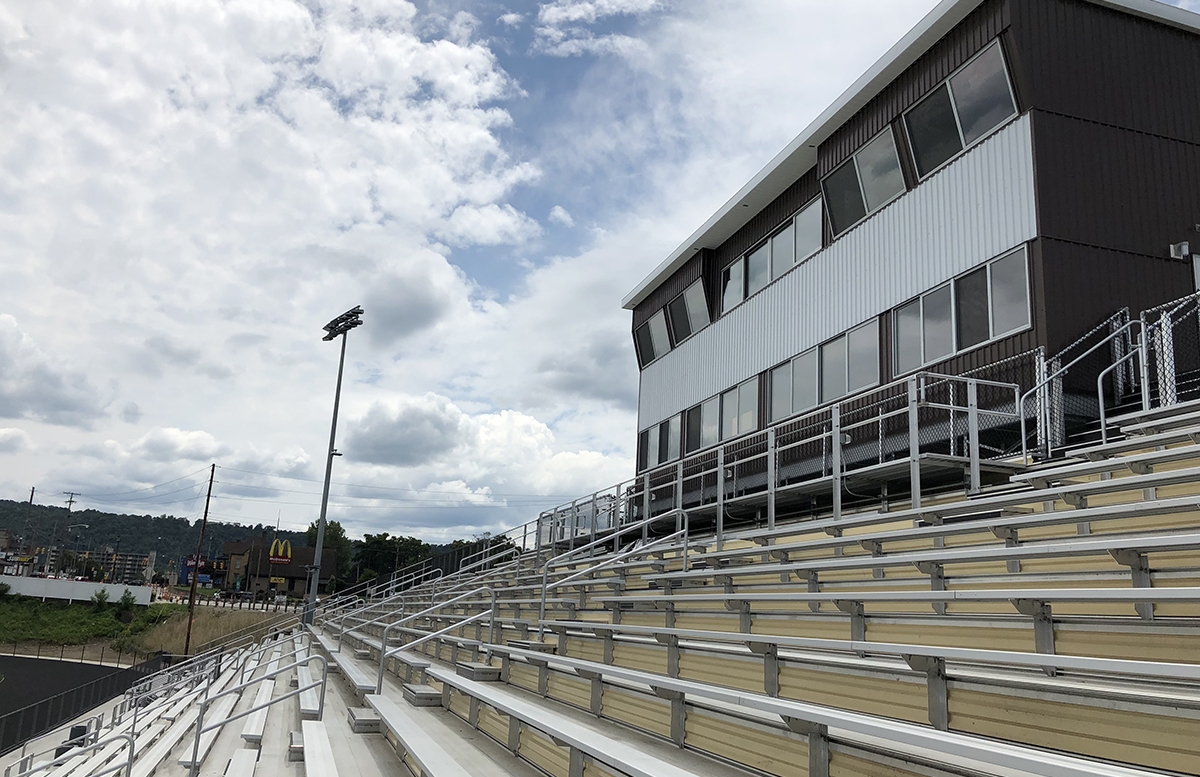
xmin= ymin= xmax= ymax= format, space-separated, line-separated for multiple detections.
xmin=186 ymin=653 xmax=327 ymax=777
xmin=195 ymin=611 xmax=299 ymax=654
xmin=540 ymin=512 xmax=666 ymax=573
xmin=1019 ymin=319 xmax=1144 ymax=460
xmin=459 ymin=546 xmax=521 ymax=574
xmin=9 ymin=732 xmax=135 ymax=777
xmin=415 ymin=555 xmax=526 ymax=604
xmin=1097 ymin=344 xmax=1149 ymax=444
xmin=369 ymin=566 xmax=442 ymax=599
xmin=331 ymin=588 xmax=419 ymax=649
xmin=539 ymin=525 xmax=688 ymax=639
xmin=373 ymin=587 xmax=498 ymax=680
xmin=238 ymin=632 xmax=309 ymax=682
xmin=9 ymin=712 xmax=103 ymax=766
xmin=376 ymin=606 xmax=495 ymax=693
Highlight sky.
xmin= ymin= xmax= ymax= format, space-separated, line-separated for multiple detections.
xmin=2 ymin=0 xmax=1195 ymax=545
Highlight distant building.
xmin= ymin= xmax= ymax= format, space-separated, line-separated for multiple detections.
xmin=223 ymin=537 xmax=335 ymax=598
xmin=0 ymin=529 xmax=15 ymax=551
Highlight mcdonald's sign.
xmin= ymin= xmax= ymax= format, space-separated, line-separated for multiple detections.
xmin=269 ymin=539 xmax=292 ymax=565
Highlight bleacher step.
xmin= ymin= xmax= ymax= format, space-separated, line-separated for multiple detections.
xmin=507 ymin=640 xmax=557 ymax=653
xmin=287 ymin=730 xmax=304 ymax=762
xmin=403 ymin=683 xmax=443 ymax=707
xmin=456 ymin=662 xmax=500 ymax=681
xmin=347 ymin=707 xmax=382 ymax=734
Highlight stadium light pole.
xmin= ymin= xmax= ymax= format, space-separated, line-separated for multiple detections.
xmin=304 ymin=305 xmax=363 ymax=625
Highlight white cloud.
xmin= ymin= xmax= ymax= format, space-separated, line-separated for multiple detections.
xmin=0 ymin=315 xmax=105 ymax=428
xmin=497 ymin=12 xmax=524 ymax=27
xmin=0 ymin=428 xmax=32 ymax=454
xmin=548 ymin=205 xmax=575 ymax=227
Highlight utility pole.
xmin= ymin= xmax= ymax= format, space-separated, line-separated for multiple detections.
xmin=21 ymin=487 xmax=34 ymax=557
xmin=48 ymin=492 xmax=78 ymax=576
xmin=183 ymin=464 xmax=216 ymax=656
xmin=305 ymin=306 xmax=363 ymax=625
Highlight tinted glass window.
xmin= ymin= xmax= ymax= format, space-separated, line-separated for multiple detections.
xmin=991 ymin=248 xmax=1029 ymax=335
xmin=795 ymin=199 xmax=823 ymax=263
xmin=648 ymin=311 xmax=670 ymax=360
xmin=823 ymin=159 xmax=866 ymax=236
xmin=684 ymin=405 xmax=703 ymax=454
xmin=720 ymin=388 xmax=738 ymax=439
xmin=634 ymin=323 xmax=656 ymax=367
xmin=645 ymin=424 xmax=660 ymax=469
xmin=923 ymin=284 xmax=954 ymax=362
xmin=821 ymin=335 xmax=848 ymax=401
xmin=638 ymin=429 xmax=650 ymax=471
xmin=894 ymin=299 xmax=923 ymax=375
xmin=683 ymin=281 xmax=709 ymax=333
xmin=950 ymin=44 xmax=1016 ymax=145
xmin=721 ymin=260 xmax=744 ymax=314
xmin=701 ymin=397 xmax=719 ymax=448
xmin=660 ymin=415 xmax=680 ymax=463
xmin=906 ymin=84 xmax=963 ymax=177
xmin=746 ymin=244 xmax=770 ymax=297
xmin=738 ymin=378 xmax=758 ymax=434
xmin=770 ymin=224 xmax=794 ymax=281
xmin=793 ymin=350 xmax=818 ymax=413
xmin=666 ymin=294 xmax=692 ymax=343
xmin=847 ymin=320 xmax=879 ymax=392
xmin=771 ymin=364 xmax=791 ymax=422
xmin=956 ymin=266 xmax=990 ymax=349
xmin=857 ymin=130 xmax=906 ymax=212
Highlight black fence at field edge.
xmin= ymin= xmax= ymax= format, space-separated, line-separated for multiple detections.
xmin=0 ymin=655 xmax=163 ymax=757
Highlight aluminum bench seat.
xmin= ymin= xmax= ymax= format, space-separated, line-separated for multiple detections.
xmin=224 ymin=749 xmax=258 ymax=777
xmin=177 ymin=693 xmax=239 ymax=768
xmin=1012 ymin=445 xmax=1200 ymax=487
xmin=702 ymin=462 xmax=1200 ymax=554
xmin=308 ymin=626 xmax=377 ymax=694
xmin=1120 ymin=406 xmax=1200 ymax=436
xmin=642 ymin=530 xmax=1200 ymax=588
xmin=297 ymin=665 xmax=321 ymax=719
xmin=300 ymin=720 xmax=339 ymax=777
xmin=1072 ymin=424 xmax=1200 ymax=460
xmin=541 ymin=620 xmax=1200 ymax=683
xmin=483 ymin=644 xmax=1163 ymax=777
xmin=366 ymin=694 xmax=483 ymax=777
xmin=424 ymin=665 xmax=709 ymax=777
xmin=241 ymin=679 xmax=275 ymax=743
xmin=689 ymin=493 xmax=1200 ymax=568
xmin=1106 ymin=396 xmax=1200 ymax=429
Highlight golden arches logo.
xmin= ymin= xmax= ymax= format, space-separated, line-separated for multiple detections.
xmin=269 ymin=539 xmax=292 ymax=565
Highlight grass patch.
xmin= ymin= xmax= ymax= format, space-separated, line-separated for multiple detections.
xmin=0 ymin=597 xmax=184 ymax=649
xmin=136 ymin=607 xmax=279 ymax=655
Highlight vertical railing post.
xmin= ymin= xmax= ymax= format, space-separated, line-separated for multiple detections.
xmin=590 ymin=493 xmax=598 ymax=554
xmin=766 ymin=427 xmax=776 ymax=531
xmin=642 ymin=474 xmax=651 ymax=542
xmin=568 ymin=500 xmax=577 ymax=551
xmin=716 ymin=447 xmax=726 ymax=551
xmin=907 ymin=377 xmax=921 ymax=511
xmin=832 ymin=405 xmax=842 ymax=521
xmin=967 ymin=379 xmax=981 ymax=495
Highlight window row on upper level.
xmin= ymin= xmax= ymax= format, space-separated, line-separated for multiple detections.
xmin=631 ymin=41 xmax=1020 ymax=372
xmin=637 ymin=245 xmax=1032 ymax=472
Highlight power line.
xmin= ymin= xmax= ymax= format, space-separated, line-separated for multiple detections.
xmin=213 ymin=480 xmax=565 ymax=505
xmin=75 ymin=467 xmax=213 ymax=498
xmin=217 ymin=466 xmax=576 ymax=499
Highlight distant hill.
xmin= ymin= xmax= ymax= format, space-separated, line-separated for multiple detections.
xmin=0 ymin=499 xmax=307 ymax=570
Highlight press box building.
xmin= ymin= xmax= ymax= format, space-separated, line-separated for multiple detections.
xmin=625 ymin=0 xmax=1200 ymax=482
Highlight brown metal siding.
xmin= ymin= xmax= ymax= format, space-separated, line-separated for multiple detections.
xmin=632 ymin=252 xmax=704 ymax=330
xmin=713 ymin=168 xmax=822 ymax=273
xmin=817 ymin=0 xmax=1011 ymax=178
xmin=1030 ymin=109 xmax=1200 ymax=262
xmin=1009 ymin=0 xmax=1200 ymax=145
xmin=1037 ymin=238 xmax=1193 ymax=353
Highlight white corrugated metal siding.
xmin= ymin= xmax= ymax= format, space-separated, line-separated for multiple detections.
xmin=638 ymin=114 xmax=1037 ymax=429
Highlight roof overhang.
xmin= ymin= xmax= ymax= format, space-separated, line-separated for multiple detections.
xmin=622 ymin=0 xmax=1200 ymax=311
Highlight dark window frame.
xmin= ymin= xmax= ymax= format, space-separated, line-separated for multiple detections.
xmin=822 ymin=125 xmax=907 ymax=238
xmin=902 ymin=40 xmax=1019 ymax=182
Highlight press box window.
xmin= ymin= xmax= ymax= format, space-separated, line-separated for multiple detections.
xmin=822 ymin=127 xmax=906 ymax=236
xmin=770 ymin=348 xmax=818 ymax=422
xmin=667 ymin=281 xmax=709 ymax=344
xmin=905 ymin=41 xmax=1017 ymax=178
xmin=720 ymin=377 xmax=758 ymax=440
xmin=684 ymin=396 xmax=719 ymax=454
xmin=634 ymin=309 xmax=671 ymax=367
xmin=892 ymin=247 xmax=1030 ymax=373
xmin=638 ymin=413 xmax=681 ymax=471
xmin=821 ymin=319 xmax=879 ymax=403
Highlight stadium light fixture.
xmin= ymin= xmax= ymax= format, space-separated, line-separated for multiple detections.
xmin=304 ymin=306 xmax=363 ymax=624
